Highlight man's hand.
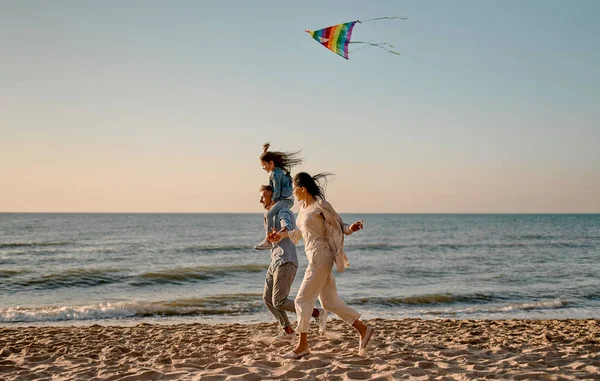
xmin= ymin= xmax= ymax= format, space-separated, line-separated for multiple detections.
xmin=268 ymin=227 xmax=288 ymax=243
xmin=267 ymin=228 xmax=278 ymax=242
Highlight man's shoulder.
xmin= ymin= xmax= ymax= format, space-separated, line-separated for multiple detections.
xmin=277 ymin=208 xmax=294 ymax=219
xmin=276 ymin=208 xmax=296 ymax=230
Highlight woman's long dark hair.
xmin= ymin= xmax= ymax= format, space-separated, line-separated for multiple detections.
xmin=260 ymin=142 xmax=304 ymax=174
xmin=293 ymin=172 xmax=335 ymax=201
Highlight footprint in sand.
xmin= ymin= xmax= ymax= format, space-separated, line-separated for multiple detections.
xmin=227 ymin=373 xmax=263 ymax=381
xmin=206 ymin=362 xmax=228 ymax=370
xmin=341 ymin=358 xmax=374 ymax=366
xmin=278 ymin=369 xmax=306 ymax=379
xmin=293 ymin=359 xmax=330 ymax=370
xmin=253 ymin=360 xmax=281 ymax=368
xmin=221 ymin=366 xmax=250 ymax=375
xmin=194 ymin=376 xmax=226 ymax=381
xmin=346 ymin=370 xmax=373 ymax=380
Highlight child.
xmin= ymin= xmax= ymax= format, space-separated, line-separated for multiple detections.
xmin=255 ymin=142 xmax=304 ymax=250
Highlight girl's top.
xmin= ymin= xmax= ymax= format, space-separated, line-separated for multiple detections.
xmin=288 ymin=199 xmax=354 ymax=272
xmin=270 ymin=167 xmax=293 ymax=202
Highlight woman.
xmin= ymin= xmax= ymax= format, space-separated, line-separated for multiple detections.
xmin=269 ymin=172 xmax=375 ymax=359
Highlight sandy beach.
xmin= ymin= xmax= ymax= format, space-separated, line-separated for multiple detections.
xmin=1 ymin=318 xmax=599 ymax=380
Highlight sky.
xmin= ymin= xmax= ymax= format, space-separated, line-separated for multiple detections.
xmin=1 ymin=0 xmax=599 ymax=213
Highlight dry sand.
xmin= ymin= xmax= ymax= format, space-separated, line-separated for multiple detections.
xmin=1 ymin=318 xmax=599 ymax=380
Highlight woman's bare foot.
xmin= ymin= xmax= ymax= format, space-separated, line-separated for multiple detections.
xmin=293 ymin=344 xmax=309 ymax=354
xmin=352 ymin=319 xmax=368 ymax=339
xmin=294 ymin=332 xmax=309 ymax=354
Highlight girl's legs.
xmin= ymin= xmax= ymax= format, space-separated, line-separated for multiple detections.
xmin=284 ymin=198 xmax=294 ymax=209
xmin=266 ymin=200 xmax=287 ymax=231
xmin=255 ymin=200 xmax=288 ymax=250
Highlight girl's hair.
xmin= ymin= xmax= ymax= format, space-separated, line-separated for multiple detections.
xmin=260 ymin=142 xmax=304 ymax=174
xmin=293 ymin=172 xmax=335 ymax=201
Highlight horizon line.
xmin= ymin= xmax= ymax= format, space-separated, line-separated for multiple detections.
xmin=1 ymin=212 xmax=599 ymax=215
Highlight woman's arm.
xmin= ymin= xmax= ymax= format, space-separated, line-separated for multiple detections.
xmin=320 ymin=200 xmax=363 ymax=235
xmin=268 ymin=227 xmax=303 ymax=245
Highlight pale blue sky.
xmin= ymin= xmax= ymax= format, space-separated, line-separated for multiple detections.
xmin=1 ymin=0 xmax=599 ymax=212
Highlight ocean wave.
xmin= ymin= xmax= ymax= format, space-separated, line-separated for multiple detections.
xmin=177 ymin=244 xmax=252 ymax=253
xmin=425 ymin=299 xmax=569 ymax=316
xmin=6 ymin=264 xmax=270 ymax=291
xmin=350 ymin=293 xmax=494 ymax=306
xmin=344 ymin=241 xmax=593 ymax=251
xmin=581 ymin=290 xmax=600 ymax=300
xmin=0 ymin=269 xmax=30 ymax=278
xmin=503 ymin=234 xmax=556 ymax=240
xmin=0 ymin=294 xmax=263 ymax=323
xmin=130 ymin=264 xmax=269 ymax=286
xmin=13 ymin=268 xmax=124 ymax=290
xmin=0 ymin=241 xmax=74 ymax=249
xmin=575 ymin=235 xmax=600 ymax=241
xmin=504 ymin=234 xmax=600 ymax=241
xmin=345 ymin=243 xmax=469 ymax=251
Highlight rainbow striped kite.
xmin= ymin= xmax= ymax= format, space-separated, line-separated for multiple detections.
xmin=305 ymin=17 xmax=407 ymax=60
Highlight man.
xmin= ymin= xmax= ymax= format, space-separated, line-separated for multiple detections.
xmin=259 ymin=185 xmax=326 ymax=338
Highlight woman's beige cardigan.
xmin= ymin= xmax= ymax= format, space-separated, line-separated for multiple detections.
xmin=316 ymin=200 xmax=354 ymax=272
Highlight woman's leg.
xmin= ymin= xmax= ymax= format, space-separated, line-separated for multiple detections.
xmin=319 ymin=270 xmax=375 ymax=350
xmin=352 ymin=319 xmax=368 ymax=338
xmin=318 ymin=271 xmax=361 ymax=326
xmin=293 ymin=261 xmax=330 ymax=353
xmin=297 ymin=332 xmax=308 ymax=351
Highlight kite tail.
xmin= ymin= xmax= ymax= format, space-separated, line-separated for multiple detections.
xmin=358 ymin=16 xmax=408 ymax=23
xmin=348 ymin=41 xmax=401 ymax=55
xmin=349 ymin=17 xmax=406 ymax=56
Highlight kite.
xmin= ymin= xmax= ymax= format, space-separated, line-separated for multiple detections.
xmin=305 ymin=16 xmax=407 ymax=60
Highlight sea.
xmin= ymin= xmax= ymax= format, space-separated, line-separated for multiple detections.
xmin=1 ymin=213 xmax=599 ymax=326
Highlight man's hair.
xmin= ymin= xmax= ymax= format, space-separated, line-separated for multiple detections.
xmin=259 ymin=184 xmax=273 ymax=192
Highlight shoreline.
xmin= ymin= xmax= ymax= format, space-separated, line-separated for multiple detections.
xmin=1 ymin=318 xmax=599 ymax=380
xmin=2 ymin=312 xmax=599 ymax=328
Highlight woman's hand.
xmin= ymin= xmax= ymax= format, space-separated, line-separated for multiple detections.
xmin=268 ymin=228 xmax=288 ymax=243
xmin=349 ymin=220 xmax=364 ymax=232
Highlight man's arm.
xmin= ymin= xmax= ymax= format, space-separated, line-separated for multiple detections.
xmin=279 ymin=210 xmax=294 ymax=232
xmin=268 ymin=209 xmax=302 ymax=244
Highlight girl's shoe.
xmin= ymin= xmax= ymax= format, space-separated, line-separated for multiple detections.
xmin=254 ymin=239 xmax=272 ymax=250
